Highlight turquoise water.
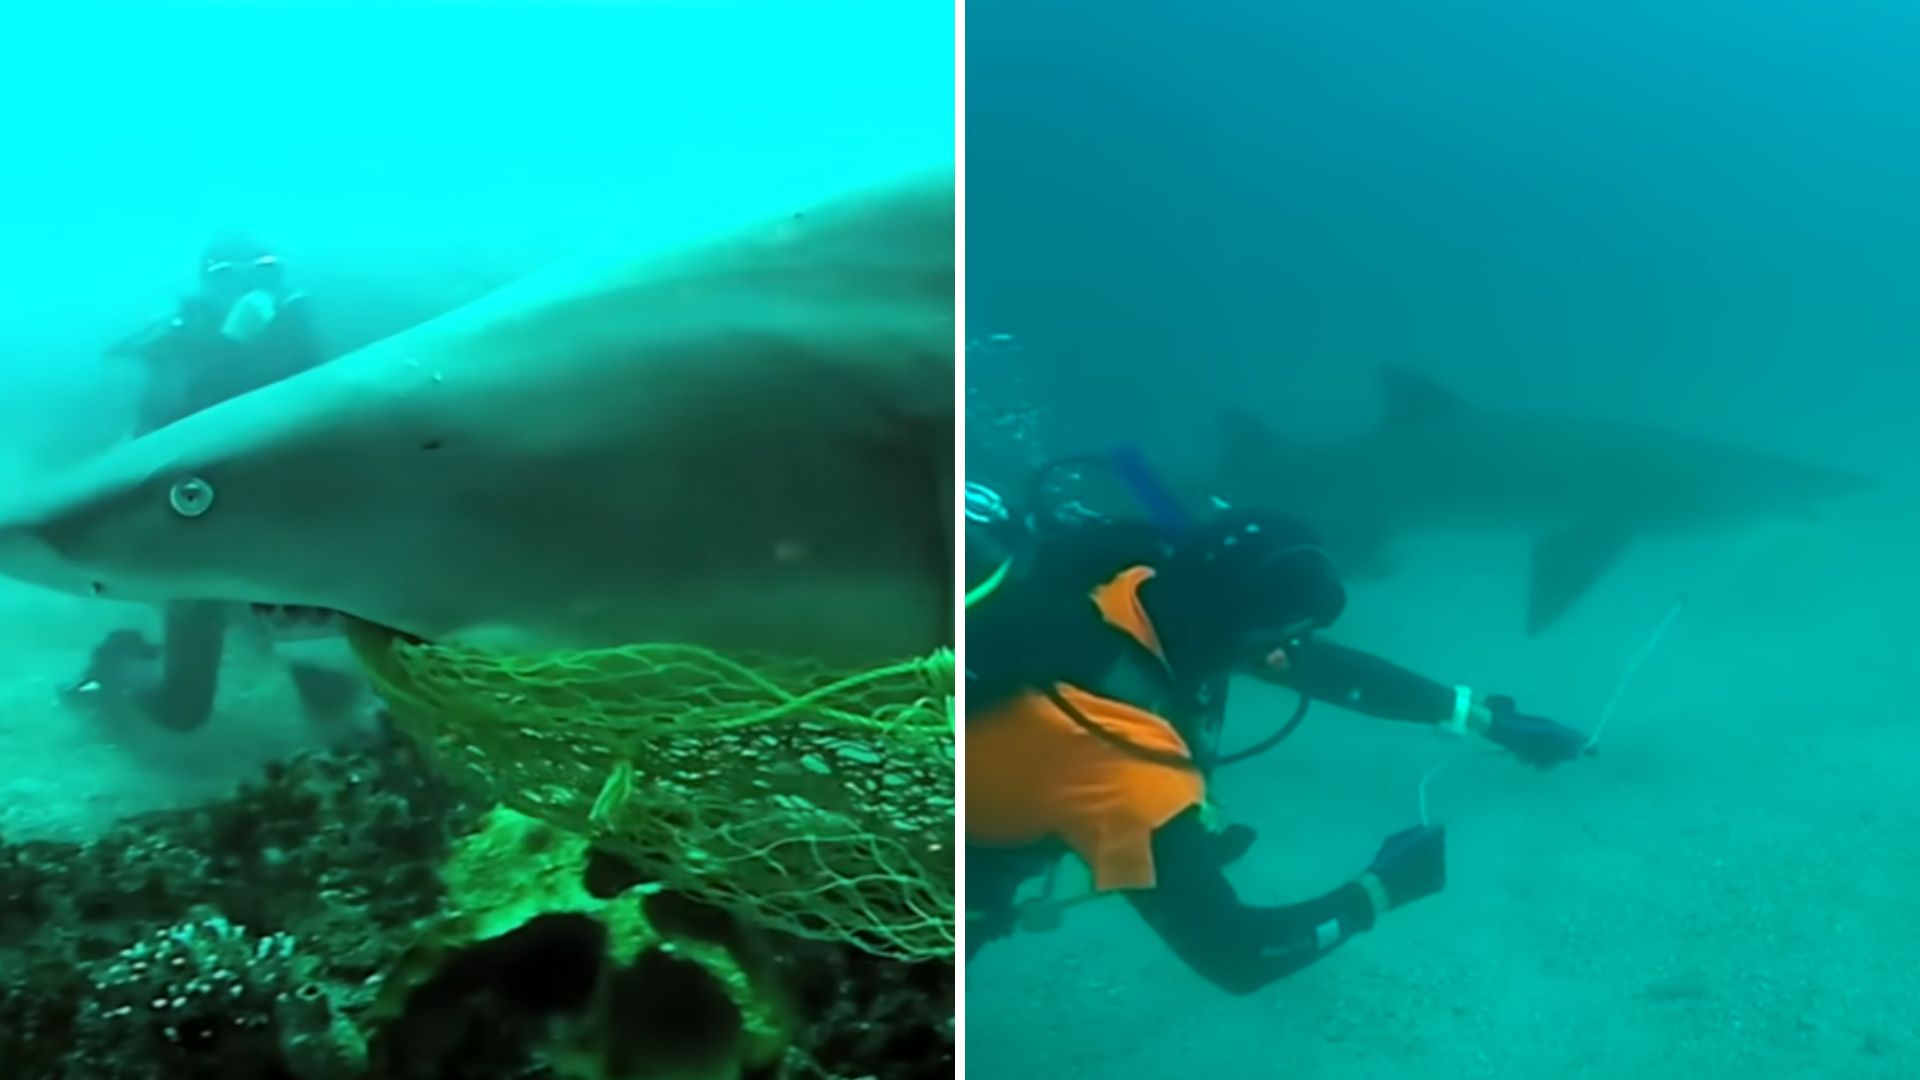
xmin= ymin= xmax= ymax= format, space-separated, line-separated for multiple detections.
xmin=967 ymin=0 xmax=1920 ymax=474
xmin=0 ymin=0 xmax=953 ymax=471
xmin=0 ymin=3 xmax=954 ymax=1077
xmin=965 ymin=2 xmax=1920 ymax=1077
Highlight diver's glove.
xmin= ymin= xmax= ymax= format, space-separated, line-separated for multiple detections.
xmin=1204 ymin=823 xmax=1259 ymax=869
xmin=1357 ymin=824 xmax=1446 ymax=920
xmin=966 ymin=907 xmax=1018 ymax=961
xmin=1483 ymin=695 xmax=1592 ymax=769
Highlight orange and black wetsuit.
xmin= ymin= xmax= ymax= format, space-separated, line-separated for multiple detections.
xmin=966 ymin=565 xmax=1402 ymax=994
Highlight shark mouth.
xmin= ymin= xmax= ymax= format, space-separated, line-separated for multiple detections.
xmin=246 ymin=603 xmax=426 ymax=650
xmin=249 ymin=602 xmax=345 ymax=640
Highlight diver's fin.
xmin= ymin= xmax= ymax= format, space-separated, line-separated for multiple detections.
xmin=1379 ymin=365 xmax=1470 ymax=429
xmin=1528 ymin=518 xmax=1634 ymax=634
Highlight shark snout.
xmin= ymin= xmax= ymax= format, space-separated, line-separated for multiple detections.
xmin=0 ymin=513 xmax=94 ymax=598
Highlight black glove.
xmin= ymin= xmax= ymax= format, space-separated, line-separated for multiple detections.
xmin=1484 ymin=695 xmax=1592 ymax=769
xmin=966 ymin=907 xmax=1017 ymax=960
xmin=1365 ymin=824 xmax=1447 ymax=911
xmin=1204 ymin=823 xmax=1258 ymax=869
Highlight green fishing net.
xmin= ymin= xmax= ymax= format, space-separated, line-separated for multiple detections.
xmin=345 ymin=621 xmax=956 ymax=962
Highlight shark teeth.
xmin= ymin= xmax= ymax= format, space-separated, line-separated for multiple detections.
xmin=248 ymin=603 xmax=341 ymax=639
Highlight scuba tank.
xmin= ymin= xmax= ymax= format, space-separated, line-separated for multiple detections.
xmin=964 ymin=449 xmax=1315 ymax=767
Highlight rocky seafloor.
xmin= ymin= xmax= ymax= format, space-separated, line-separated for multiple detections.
xmin=0 ymin=726 xmax=953 ymax=1079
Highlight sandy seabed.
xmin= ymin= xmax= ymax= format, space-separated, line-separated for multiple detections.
xmin=967 ymin=494 xmax=1920 ymax=1079
xmin=0 ymin=582 xmax=380 ymax=843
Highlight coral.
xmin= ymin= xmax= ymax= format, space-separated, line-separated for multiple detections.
xmin=0 ymin=732 xmax=954 ymax=1079
xmin=366 ymin=814 xmax=954 ymax=1079
xmin=0 ymin=732 xmax=475 ymax=1079
xmin=368 ymin=809 xmax=779 ymax=1079
xmin=776 ymin=947 xmax=954 ymax=1080
xmin=71 ymin=914 xmax=362 ymax=1079
xmin=432 ymin=806 xmax=654 ymax=962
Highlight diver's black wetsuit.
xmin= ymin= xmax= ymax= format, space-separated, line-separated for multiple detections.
xmin=1282 ymin=639 xmax=1460 ymax=725
xmin=967 ymin=469 xmax=1591 ymax=995
xmin=128 ymin=290 xmax=321 ymax=436
xmin=1125 ymin=810 xmax=1379 ymax=994
xmin=88 ymin=287 xmax=325 ymax=732
xmin=967 ymin=619 xmax=1462 ymax=994
xmin=1121 ymin=644 xmax=1459 ymax=994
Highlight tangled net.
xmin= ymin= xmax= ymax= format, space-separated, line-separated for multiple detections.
xmin=344 ymin=621 xmax=955 ymax=963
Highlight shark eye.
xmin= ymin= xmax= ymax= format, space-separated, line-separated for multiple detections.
xmin=168 ymin=477 xmax=216 ymax=518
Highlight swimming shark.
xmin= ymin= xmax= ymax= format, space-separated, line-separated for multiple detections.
xmin=1204 ymin=366 xmax=1873 ymax=634
xmin=0 ymin=168 xmax=955 ymax=669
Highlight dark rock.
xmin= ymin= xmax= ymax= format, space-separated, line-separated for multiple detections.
xmin=0 ymin=728 xmax=956 ymax=1079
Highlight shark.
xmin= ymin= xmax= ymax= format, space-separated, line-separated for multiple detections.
xmin=1203 ymin=366 xmax=1874 ymax=635
xmin=0 ymin=167 xmax=955 ymax=669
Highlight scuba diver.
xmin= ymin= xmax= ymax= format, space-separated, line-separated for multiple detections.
xmin=111 ymin=232 xmax=322 ymax=437
xmin=64 ymin=234 xmax=347 ymax=733
xmin=964 ymin=468 xmax=1593 ymax=995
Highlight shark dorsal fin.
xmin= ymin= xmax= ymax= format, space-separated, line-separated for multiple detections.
xmin=1380 ymin=366 xmax=1469 ymax=429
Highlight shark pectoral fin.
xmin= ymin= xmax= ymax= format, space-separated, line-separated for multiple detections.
xmin=1528 ymin=518 xmax=1635 ymax=635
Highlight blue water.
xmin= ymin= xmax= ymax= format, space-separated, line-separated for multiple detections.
xmin=0 ymin=3 xmax=955 ymax=1075
xmin=0 ymin=0 xmax=952 ymax=471
xmin=967 ymin=0 xmax=1920 ymax=473
xmin=965 ymin=3 xmax=1920 ymax=1077
xmin=0 ymin=0 xmax=954 ymax=820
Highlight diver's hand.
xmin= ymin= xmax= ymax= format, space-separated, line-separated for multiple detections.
xmin=1206 ymin=823 xmax=1259 ymax=869
xmin=965 ymin=907 xmax=1017 ymax=961
xmin=1364 ymin=825 xmax=1446 ymax=911
xmin=1484 ymin=695 xmax=1592 ymax=769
